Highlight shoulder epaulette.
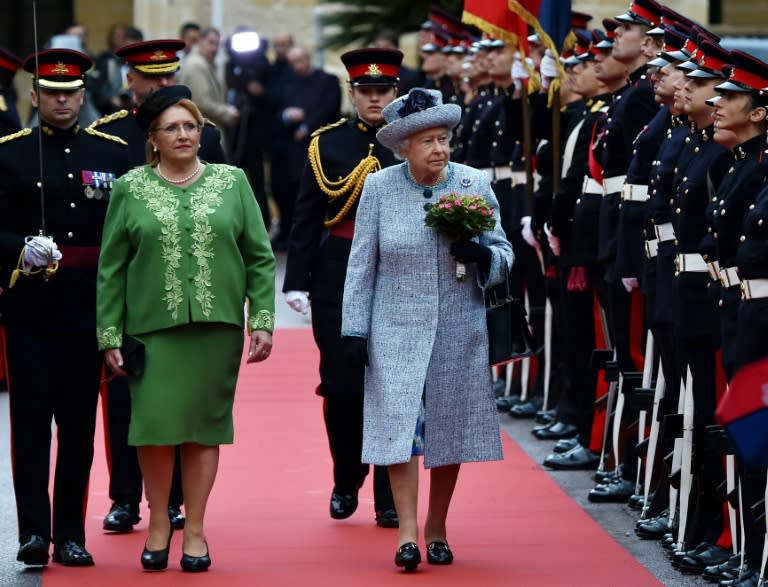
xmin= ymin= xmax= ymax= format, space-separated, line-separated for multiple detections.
xmin=88 ymin=109 xmax=129 ymax=129
xmin=84 ymin=126 xmax=128 ymax=146
xmin=311 ymin=118 xmax=348 ymax=138
xmin=204 ymin=119 xmax=217 ymax=128
xmin=0 ymin=128 xmax=32 ymax=145
xmin=591 ymin=100 xmax=606 ymax=113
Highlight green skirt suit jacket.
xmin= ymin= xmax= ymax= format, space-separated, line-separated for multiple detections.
xmin=96 ymin=164 xmax=275 ymax=445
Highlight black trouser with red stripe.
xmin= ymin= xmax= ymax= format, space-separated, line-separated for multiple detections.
xmin=6 ymin=327 xmax=101 ymax=545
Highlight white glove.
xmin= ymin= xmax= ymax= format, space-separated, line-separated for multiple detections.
xmin=521 ymin=216 xmax=539 ymax=248
xmin=544 ymin=224 xmax=560 ymax=256
xmin=540 ymin=49 xmax=559 ymax=80
xmin=285 ymin=290 xmax=310 ymax=314
xmin=621 ymin=277 xmax=639 ymax=293
xmin=22 ymin=235 xmax=62 ymax=270
xmin=511 ymin=54 xmax=530 ymax=92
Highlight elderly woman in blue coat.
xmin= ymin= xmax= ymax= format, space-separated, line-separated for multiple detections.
xmin=341 ymin=88 xmax=514 ymax=571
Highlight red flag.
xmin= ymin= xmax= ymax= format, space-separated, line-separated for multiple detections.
xmin=462 ymin=0 xmax=527 ymax=48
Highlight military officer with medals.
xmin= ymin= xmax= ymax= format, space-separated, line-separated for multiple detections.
xmin=88 ymin=39 xmax=223 ymax=535
xmin=0 ymin=48 xmax=129 ymax=566
xmin=283 ymin=48 xmax=401 ymax=527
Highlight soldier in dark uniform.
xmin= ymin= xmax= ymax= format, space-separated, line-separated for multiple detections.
xmin=282 ymin=48 xmax=401 ymax=527
xmin=0 ymin=49 xmax=130 ymax=566
xmin=632 ymin=27 xmax=696 ymax=538
xmin=702 ymin=52 xmax=768 ymax=586
xmin=87 ymin=39 xmax=228 ymax=535
xmin=0 ymin=48 xmax=22 ymax=137
xmin=451 ymin=40 xmax=495 ymax=163
xmin=667 ymin=40 xmax=733 ymax=560
xmin=541 ymin=31 xmax=622 ymax=467
xmin=90 ymin=39 xmax=226 ymax=168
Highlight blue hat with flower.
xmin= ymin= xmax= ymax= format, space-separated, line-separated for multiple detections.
xmin=376 ymin=88 xmax=462 ymax=151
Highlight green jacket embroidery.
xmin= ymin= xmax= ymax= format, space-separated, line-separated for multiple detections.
xmin=96 ymin=164 xmax=275 ymax=349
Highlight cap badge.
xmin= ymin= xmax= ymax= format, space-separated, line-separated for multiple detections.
xmin=151 ymin=51 xmax=168 ymax=61
xmin=366 ymin=63 xmax=382 ymax=77
xmin=52 ymin=62 xmax=70 ymax=74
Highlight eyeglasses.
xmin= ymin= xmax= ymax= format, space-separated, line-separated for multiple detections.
xmin=154 ymin=122 xmax=201 ymax=136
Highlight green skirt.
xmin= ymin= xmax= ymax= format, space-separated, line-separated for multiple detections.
xmin=128 ymin=323 xmax=244 ymax=446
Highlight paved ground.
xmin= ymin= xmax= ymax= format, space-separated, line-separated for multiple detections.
xmin=498 ymin=408 xmax=710 ymax=587
xmin=0 ymin=252 xmax=711 ymax=585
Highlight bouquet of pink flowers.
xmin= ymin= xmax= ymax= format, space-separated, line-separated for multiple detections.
xmin=425 ymin=193 xmax=496 ymax=280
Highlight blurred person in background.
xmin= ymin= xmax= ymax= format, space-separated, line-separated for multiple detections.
xmin=178 ymin=27 xmax=239 ymax=155
xmin=271 ymin=46 xmax=340 ymax=250
xmin=226 ymin=28 xmax=270 ymax=228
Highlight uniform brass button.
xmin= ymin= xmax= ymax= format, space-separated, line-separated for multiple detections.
xmin=70 ymin=202 xmax=76 ymax=208
xmin=67 ymin=232 xmax=73 ymax=238
xmin=36 ymin=181 xmax=42 ymax=188
xmin=740 ymin=235 xmax=746 ymax=242
xmin=675 ymin=208 xmax=681 ymax=214
xmin=750 ymin=204 xmax=756 ymax=210
xmin=67 ymin=173 xmax=74 ymax=179
xmin=64 ymin=148 xmax=70 ymax=154
xmin=576 ymin=198 xmax=581 ymax=204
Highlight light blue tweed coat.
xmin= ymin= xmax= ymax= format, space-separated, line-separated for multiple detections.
xmin=342 ymin=162 xmax=514 ymax=467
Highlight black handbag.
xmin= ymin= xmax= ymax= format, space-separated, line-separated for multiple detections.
xmin=121 ymin=335 xmax=146 ymax=377
xmin=485 ymin=274 xmax=535 ymax=366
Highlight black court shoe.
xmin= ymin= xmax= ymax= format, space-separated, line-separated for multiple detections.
xmin=426 ymin=541 xmax=454 ymax=565
xmin=180 ymin=542 xmax=211 ymax=572
xmin=141 ymin=528 xmax=173 ymax=571
xmin=395 ymin=542 xmax=421 ymax=571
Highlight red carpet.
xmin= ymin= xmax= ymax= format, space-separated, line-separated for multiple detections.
xmin=43 ymin=329 xmax=661 ymax=586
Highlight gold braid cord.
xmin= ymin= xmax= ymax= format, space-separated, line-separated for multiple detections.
xmin=308 ymin=136 xmax=381 ymax=227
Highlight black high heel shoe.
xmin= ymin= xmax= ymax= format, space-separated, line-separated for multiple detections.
xmin=141 ymin=528 xmax=173 ymax=571
xmin=395 ymin=542 xmax=421 ymax=571
xmin=180 ymin=541 xmax=211 ymax=572
xmin=426 ymin=541 xmax=454 ymax=565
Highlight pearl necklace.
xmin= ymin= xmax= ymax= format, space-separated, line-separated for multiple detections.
xmin=406 ymin=163 xmax=445 ymax=188
xmin=156 ymin=159 xmax=201 ymax=184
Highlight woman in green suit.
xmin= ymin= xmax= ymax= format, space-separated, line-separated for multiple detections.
xmin=96 ymin=85 xmax=275 ymax=572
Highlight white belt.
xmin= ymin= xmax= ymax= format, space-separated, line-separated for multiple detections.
xmin=645 ymin=239 xmax=658 ymax=258
xmin=603 ymin=175 xmax=627 ymax=195
xmin=720 ymin=266 xmax=741 ymax=288
xmin=741 ymin=278 xmax=768 ymax=300
xmin=582 ymin=176 xmax=603 ymax=195
xmin=707 ymin=260 xmax=721 ymax=281
xmin=675 ymin=253 xmax=708 ymax=273
xmin=621 ymin=183 xmax=649 ymax=202
xmin=480 ymin=167 xmax=527 ymax=185
xmin=654 ymin=222 xmax=675 ymax=242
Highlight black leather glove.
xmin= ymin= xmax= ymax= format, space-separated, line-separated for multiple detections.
xmin=450 ymin=240 xmax=492 ymax=274
xmin=343 ymin=336 xmax=369 ymax=369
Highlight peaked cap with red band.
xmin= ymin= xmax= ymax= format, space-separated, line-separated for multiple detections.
xmin=341 ymin=48 xmax=402 ymax=87
xmin=686 ymin=40 xmax=731 ymax=79
xmin=615 ymin=0 xmax=662 ymax=28
xmin=716 ymin=50 xmax=768 ymax=94
xmin=115 ymin=39 xmax=185 ymax=76
xmin=22 ymin=48 xmax=93 ymax=90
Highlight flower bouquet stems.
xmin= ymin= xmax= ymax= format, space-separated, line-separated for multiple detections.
xmin=424 ymin=193 xmax=496 ymax=281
